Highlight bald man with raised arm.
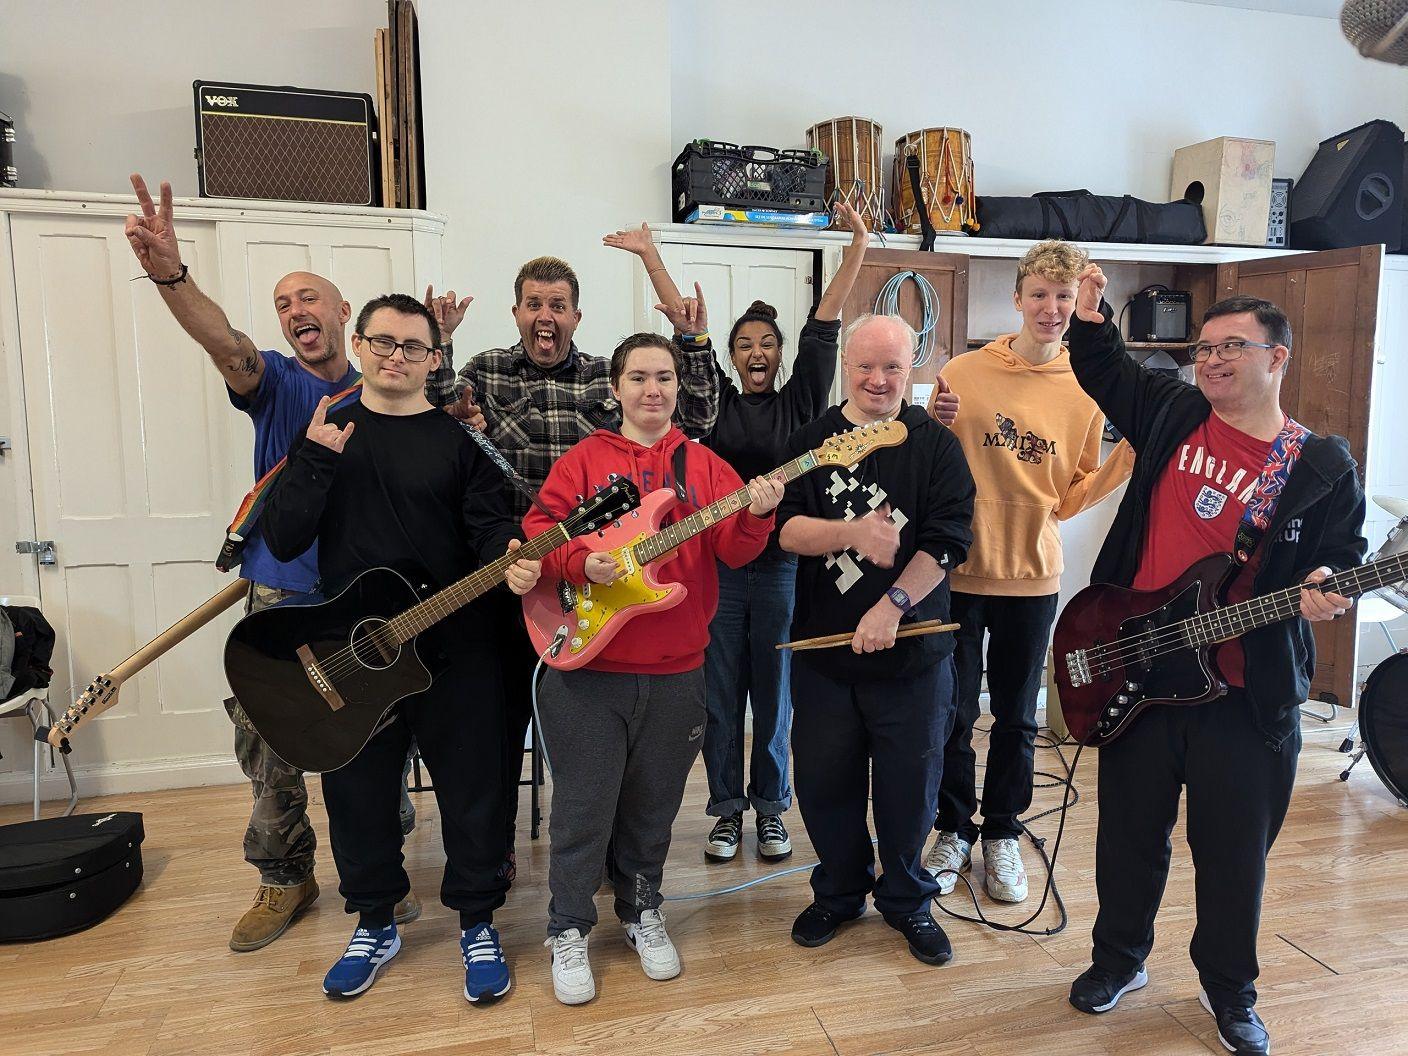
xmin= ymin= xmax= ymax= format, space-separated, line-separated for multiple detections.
xmin=124 ymin=175 xmax=470 ymax=951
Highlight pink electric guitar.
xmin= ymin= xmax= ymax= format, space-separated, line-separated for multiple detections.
xmin=523 ymin=421 xmax=908 ymax=670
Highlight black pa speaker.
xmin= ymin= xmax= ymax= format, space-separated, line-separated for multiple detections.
xmin=1290 ymin=119 xmax=1403 ymax=252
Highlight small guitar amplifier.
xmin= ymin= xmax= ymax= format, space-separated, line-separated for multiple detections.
xmin=1128 ymin=289 xmax=1192 ymax=344
xmin=193 ymin=81 xmax=380 ymax=206
xmin=1266 ymin=177 xmax=1292 ymax=248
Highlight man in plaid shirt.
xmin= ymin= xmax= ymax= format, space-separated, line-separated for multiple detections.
xmin=427 ymin=255 xmax=719 ymax=877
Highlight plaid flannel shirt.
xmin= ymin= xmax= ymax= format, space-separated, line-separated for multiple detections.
xmin=426 ymin=337 xmax=719 ymax=517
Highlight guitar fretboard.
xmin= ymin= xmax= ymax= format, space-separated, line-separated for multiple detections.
xmin=387 ymin=525 xmax=570 ymax=643
xmin=632 ymin=451 xmax=820 ymax=565
xmin=1178 ymin=551 xmax=1408 ymax=647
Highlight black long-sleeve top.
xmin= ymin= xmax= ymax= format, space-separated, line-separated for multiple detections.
xmin=260 ymin=402 xmax=522 ymax=635
xmin=777 ymin=402 xmax=976 ymax=683
xmin=703 ymin=314 xmax=840 ymax=558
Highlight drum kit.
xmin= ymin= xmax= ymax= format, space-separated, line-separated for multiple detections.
xmin=1339 ymin=494 xmax=1408 ymax=806
xmin=804 ymin=117 xmax=977 ymax=235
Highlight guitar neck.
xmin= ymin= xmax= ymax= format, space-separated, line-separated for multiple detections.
xmin=44 ymin=578 xmax=250 ymax=747
xmin=388 ymin=524 xmax=570 ymax=643
xmin=632 ymin=450 xmax=820 ymax=565
xmin=1183 ymin=552 xmax=1408 ymax=646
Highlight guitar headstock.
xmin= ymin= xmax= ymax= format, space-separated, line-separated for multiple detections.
xmin=47 ymin=673 xmax=121 ymax=745
xmin=815 ymin=420 xmax=909 ymax=466
xmin=564 ymin=478 xmax=641 ymax=538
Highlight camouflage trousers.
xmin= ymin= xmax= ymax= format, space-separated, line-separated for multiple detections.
xmin=223 ymin=583 xmax=317 ymax=887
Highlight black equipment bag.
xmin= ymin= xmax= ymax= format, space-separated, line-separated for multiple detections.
xmin=0 ymin=812 xmax=145 ymax=941
xmin=975 ymin=189 xmax=1206 ymax=245
xmin=2 ymin=604 xmax=55 ymax=699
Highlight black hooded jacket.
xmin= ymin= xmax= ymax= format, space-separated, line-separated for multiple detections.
xmin=1066 ymin=311 xmax=1366 ymax=746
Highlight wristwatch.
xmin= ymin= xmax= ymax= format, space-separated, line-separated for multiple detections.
xmin=886 ymin=586 xmax=913 ymax=614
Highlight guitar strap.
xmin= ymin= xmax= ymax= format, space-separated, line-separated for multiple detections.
xmin=215 ymin=376 xmax=364 ymax=572
xmin=1232 ymin=415 xmax=1309 ymax=567
xmin=671 ymin=441 xmax=689 ymax=504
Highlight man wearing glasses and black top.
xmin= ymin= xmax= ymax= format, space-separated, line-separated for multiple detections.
xmin=1063 ymin=270 xmax=1365 ymax=1055
xmin=262 ymin=294 xmax=542 ymax=1004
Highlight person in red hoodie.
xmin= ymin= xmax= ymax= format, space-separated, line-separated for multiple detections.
xmin=524 ymin=332 xmax=784 ymax=1006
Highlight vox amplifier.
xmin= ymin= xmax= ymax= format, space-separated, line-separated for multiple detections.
xmin=193 ymin=81 xmax=380 ymax=206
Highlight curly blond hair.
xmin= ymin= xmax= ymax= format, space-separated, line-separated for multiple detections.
xmin=1014 ymin=240 xmax=1089 ymax=294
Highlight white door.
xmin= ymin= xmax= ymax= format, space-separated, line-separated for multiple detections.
xmin=639 ymin=244 xmax=815 ymax=379
xmin=9 ymin=212 xmax=245 ymax=771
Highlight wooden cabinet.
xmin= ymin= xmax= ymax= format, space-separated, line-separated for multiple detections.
xmin=0 ymin=191 xmax=444 ymax=801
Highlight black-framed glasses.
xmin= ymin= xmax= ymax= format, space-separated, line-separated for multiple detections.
xmin=358 ymin=333 xmax=437 ymax=363
xmin=1187 ymin=339 xmax=1276 ymax=363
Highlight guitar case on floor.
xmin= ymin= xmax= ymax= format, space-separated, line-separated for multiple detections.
xmin=0 ymin=812 xmax=144 ymax=941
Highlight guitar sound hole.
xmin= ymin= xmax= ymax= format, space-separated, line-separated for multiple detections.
xmin=349 ymin=618 xmax=399 ymax=671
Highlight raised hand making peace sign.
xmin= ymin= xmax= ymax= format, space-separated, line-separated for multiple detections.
xmin=307 ymin=395 xmax=356 ymax=453
xmin=124 ymin=174 xmax=184 ymax=280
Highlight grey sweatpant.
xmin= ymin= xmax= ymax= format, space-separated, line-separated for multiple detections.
xmin=537 ymin=666 xmax=706 ymax=936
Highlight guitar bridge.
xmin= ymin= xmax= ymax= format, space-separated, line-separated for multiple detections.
xmin=296 ymin=644 xmax=347 ymax=712
xmin=1066 ymin=649 xmax=1092 ymax=688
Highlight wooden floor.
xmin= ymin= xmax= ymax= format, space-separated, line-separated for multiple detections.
xmin=3 ymin=720 xmax=1408 ymax=1056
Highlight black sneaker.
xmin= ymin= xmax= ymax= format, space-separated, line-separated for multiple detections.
xmin=884 ymin=911 xmax=953 ymax=966
xmin=756 ymin=814 xmax=792 ymax=861
xmin=1199 ymin=991 xmax=1270 ymax=1054
xmin=705 ymin=814 xmax=742 ymax=862
xmin=790 ymin=902 xmax=865 ymax=948
xmin=1069 ymin=963 xmax=1149 ymax=1014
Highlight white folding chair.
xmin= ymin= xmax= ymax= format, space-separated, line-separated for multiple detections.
xmin=0 ymin=594 xmax=78 ymax=820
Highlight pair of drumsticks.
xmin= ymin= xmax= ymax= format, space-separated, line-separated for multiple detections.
xmin=776 ymin=619 xmax=959 ymax=652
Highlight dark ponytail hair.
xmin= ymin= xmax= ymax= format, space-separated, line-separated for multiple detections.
xmin=728 ymin=300 xmax=785 ymax=353
xmin=609 ymin=332 xmax=682 ymax=385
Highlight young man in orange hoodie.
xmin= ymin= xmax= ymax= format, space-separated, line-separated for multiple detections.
xmin=924 ymin=241 xmax=1133 ymax=903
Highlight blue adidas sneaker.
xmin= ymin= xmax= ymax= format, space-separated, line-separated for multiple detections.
xmin=322 ymin=924 xmax=400 ymax=1000
xmin=461 ymin=923 xmax=511 ymax=1003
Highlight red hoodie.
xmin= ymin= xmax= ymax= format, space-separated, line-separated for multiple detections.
xmin=525 ymin=426 xmax=774 ymax=674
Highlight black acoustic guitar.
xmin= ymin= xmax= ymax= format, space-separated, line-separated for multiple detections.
xmin=224 ymin=480 xmax=639 ymax=772
xmin=1054 ymin=549 xmax=1408 ymax=747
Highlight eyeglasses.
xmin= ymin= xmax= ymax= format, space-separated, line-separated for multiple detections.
xmin=1187 ymin=339 xmax=1277 ymax=363
xmin=358 ymin=333 xmax=437 ymax=363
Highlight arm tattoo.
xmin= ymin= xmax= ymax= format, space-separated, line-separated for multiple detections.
xmin=236 ymin=354 xmax=259 ymax=376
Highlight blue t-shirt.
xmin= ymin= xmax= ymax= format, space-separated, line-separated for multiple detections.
xmin=228 ymin=350 xmax=360 ymax=593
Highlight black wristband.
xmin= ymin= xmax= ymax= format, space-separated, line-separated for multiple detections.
xmin=148 ymin=264 xmax=189 ymax=287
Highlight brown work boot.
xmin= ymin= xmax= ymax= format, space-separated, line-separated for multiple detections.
xmin=229 ymin=879 xmax=319 ymax=952
xmin=393 ymin=891 xmax=423 ymax=926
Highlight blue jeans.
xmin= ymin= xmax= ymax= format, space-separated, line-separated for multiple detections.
xmin=702 ymin=555 xmax=797 ymax=818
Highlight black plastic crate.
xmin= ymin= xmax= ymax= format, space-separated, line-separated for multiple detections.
xmin=671 ymin=140 xmax=828 ymax=221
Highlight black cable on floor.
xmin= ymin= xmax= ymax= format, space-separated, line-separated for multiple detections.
xmin=930 ymin=724 xmax=1084 ymax=937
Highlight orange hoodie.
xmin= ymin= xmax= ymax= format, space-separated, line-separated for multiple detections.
xmin=524 ymin=426 xmax=773 ymax=673
xmin=939 ymin=335 xmax=1134 ymax=596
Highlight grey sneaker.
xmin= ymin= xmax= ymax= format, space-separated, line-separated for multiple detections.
xmin=923 ymin=831 xmax=972 ymax=895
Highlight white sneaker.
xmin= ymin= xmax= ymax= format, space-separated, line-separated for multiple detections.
xmin=624 ymin=908 xmax=681 ymax=981
xmin=982 ymin=838 xmax=1029 ymax=903
xmin=923 ymin=831 xmax=972 ymax=895
xmin=547 ymin=929 xmax=595 ymax=1005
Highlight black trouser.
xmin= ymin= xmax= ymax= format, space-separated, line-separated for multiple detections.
xmin=1091 ymin=690 xmax=1299 ymax=1008
xmin=792 ymin=655 xmax=956 ymax=918
xmin=936 ymin=591 xmax=1059 ymax=842
xmin=489 ymin=589 xmax=538 ymax=851
xmin=320 ymin=648 xmax=509 ymax=930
